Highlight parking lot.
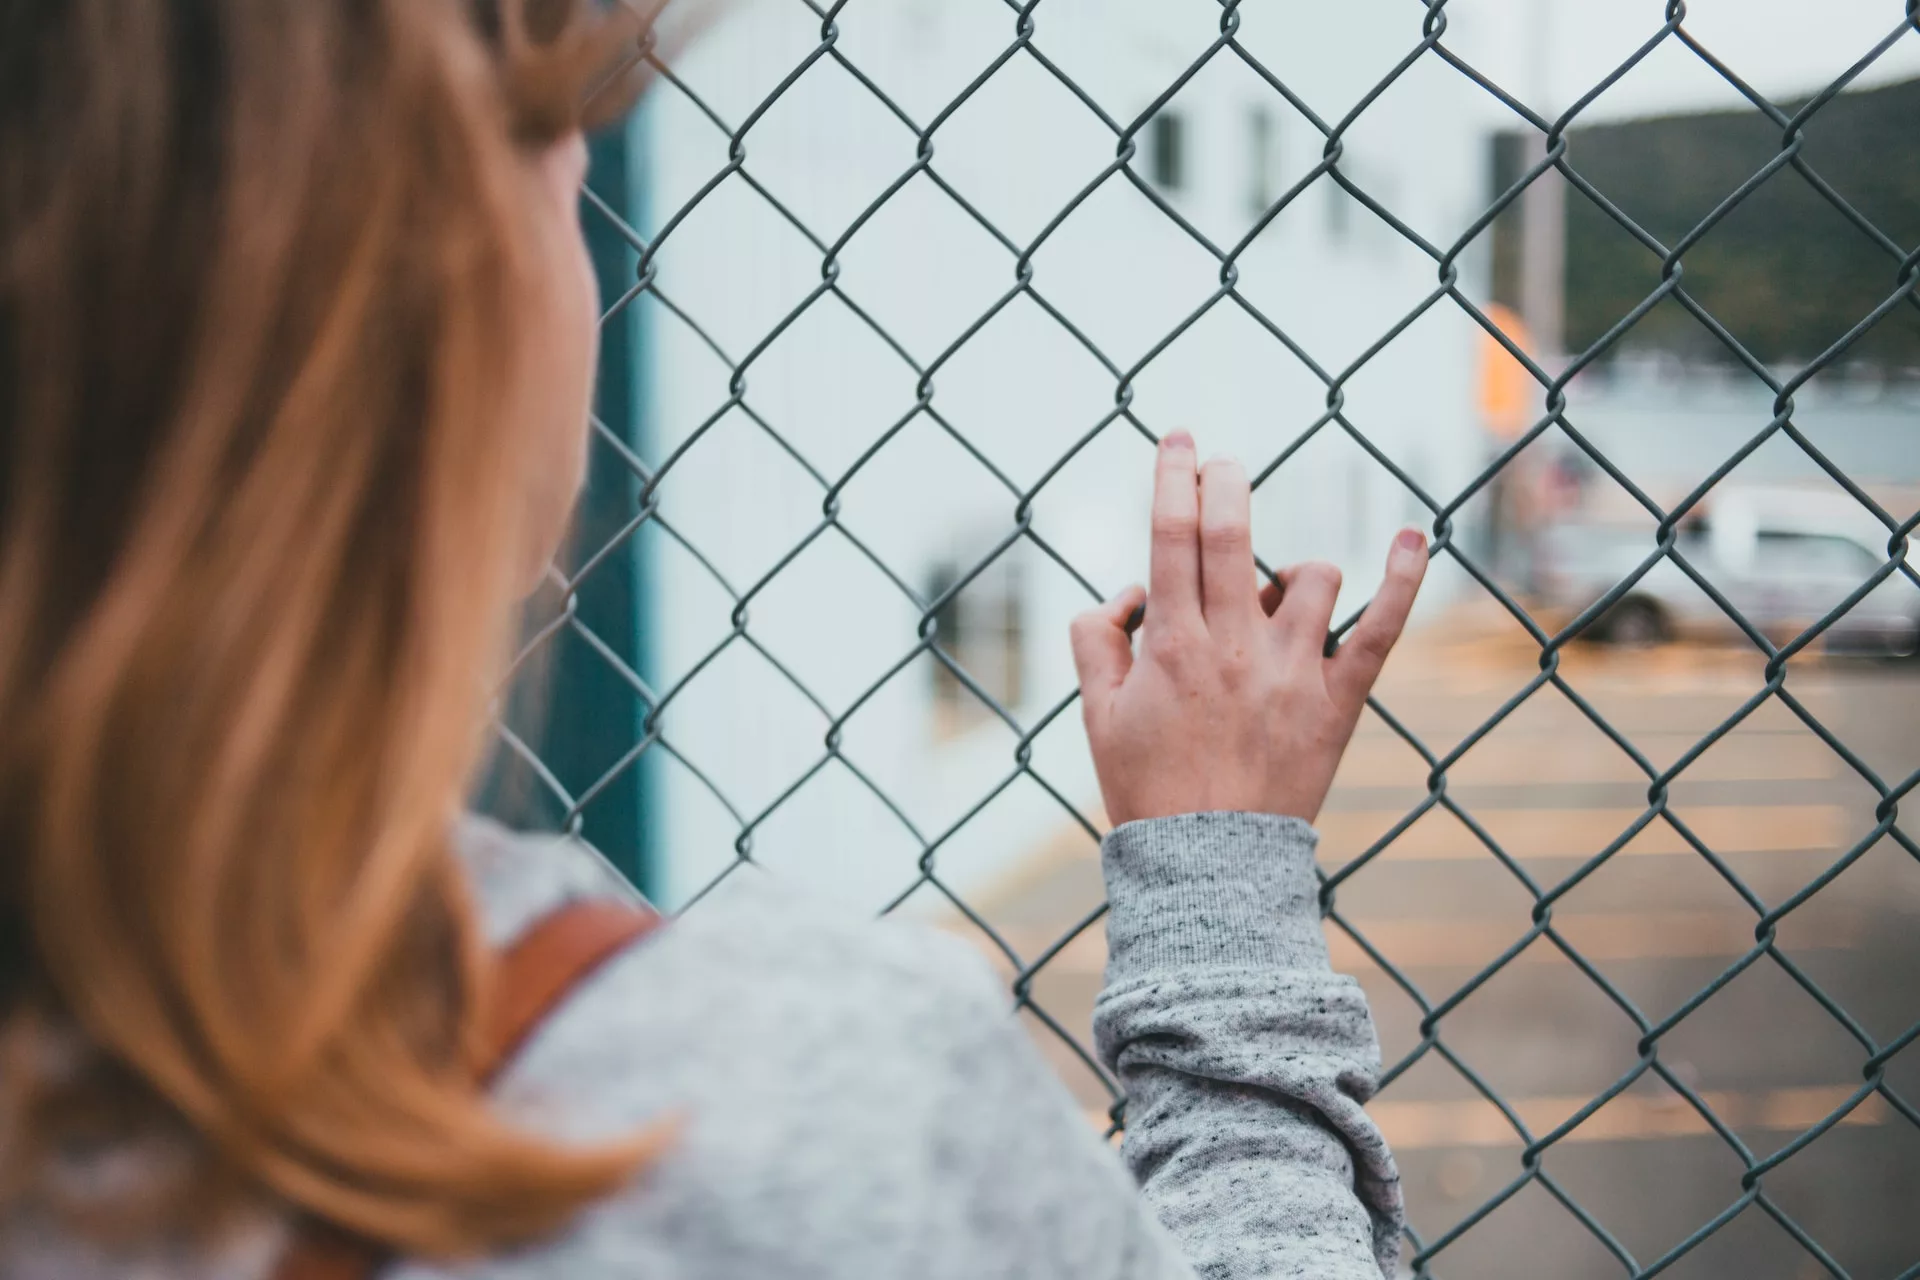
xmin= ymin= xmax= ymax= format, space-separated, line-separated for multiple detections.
xmin=973 ymin=615 xmax=1920 ymax=1278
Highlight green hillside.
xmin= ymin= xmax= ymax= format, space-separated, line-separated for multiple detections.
xmin=1492 ymin=76 xmax=1920 ymax=371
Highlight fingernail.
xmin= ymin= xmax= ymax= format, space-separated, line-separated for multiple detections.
xmin=1161 ymin=429 xmax=1194 ymax=451
xmin=1393 ymin=528 xmax=1427 ymax=558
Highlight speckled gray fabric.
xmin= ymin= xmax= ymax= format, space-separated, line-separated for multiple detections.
xmin=4 ymin=812 xmax=1402 ymax=1280
xmin=1097 ymin=813 xmax=1403 ymax=1277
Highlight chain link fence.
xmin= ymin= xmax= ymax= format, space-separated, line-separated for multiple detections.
xmin=496 ymin=1 xmax=1920 ymax=1274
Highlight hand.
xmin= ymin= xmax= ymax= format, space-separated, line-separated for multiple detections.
xmin=1070 ymin=431 xmax=1429 ymax=827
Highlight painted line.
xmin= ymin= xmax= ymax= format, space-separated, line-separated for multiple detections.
xmin=1333 ymin=731 xmax=1838 ymax=787
xmin=991 ymin=803 xmax=1851 ymax=906
xmin=1316 ymin=804 xmax=1846 ymax=866
xmin=1370 ymin=1085 xmax=1886 ymax=1152
xmin=1326 ymin=909 xmax=1861 ymax=972
xmin=1012 ymin=908 xmax=1862 ymax=980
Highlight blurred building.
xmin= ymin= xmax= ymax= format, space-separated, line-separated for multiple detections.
xmin=632 ymin=0 xmax=1494 ymax=909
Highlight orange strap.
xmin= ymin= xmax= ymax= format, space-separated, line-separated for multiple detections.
xmin=478 ymin=899 xmax=663 ymax=1085
xmin=272 ymin=898 xmax=664 ymax=1280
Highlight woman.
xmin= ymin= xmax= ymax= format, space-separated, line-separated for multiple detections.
xmin=0 ymin=1 xmax=1429 ymax=1276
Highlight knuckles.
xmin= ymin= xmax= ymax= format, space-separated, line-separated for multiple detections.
xmin=1199 ymin=519 xmax=1251 ymax=552
xmin=1346 ymin=628 xmax=1394 ymax=662
xmin=1151 ymin=511 xmax=1200 ymax=543
xmin=1142 ymin=624 xmax=1197 ymax=668
xmin=1213 ymin=642 xmax=1253 ymax=685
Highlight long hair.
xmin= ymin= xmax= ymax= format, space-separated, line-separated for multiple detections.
xmin=0 ymin=0 xmax=665 ymax=1257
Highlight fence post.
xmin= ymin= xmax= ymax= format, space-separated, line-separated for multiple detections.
xmin=568 ymin=115 xmax=653 ymax=893
xmin=478 ymin=116 xmax=655 ymax=892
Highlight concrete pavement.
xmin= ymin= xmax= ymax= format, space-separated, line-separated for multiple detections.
xmin=967 ymin=618 xmax=1920 ymax=1278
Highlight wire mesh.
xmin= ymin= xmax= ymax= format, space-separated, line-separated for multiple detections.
xmin=505 ymin=1 xmax=1920 ymax=1275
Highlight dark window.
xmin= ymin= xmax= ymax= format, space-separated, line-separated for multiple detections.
xmin=1148 ymin=111 xmax=1187 ymax=192
xmin=927 ymin=557 xmax=1026 ymax=735
xmin=1486 ymin=131 xmax=1528 ymax=309
xmin=1249 ymin=106 xmax=1277 ymax=215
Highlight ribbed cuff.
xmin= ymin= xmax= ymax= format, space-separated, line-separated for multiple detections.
xmin=1101 ymin=811 xmax=1330 ymax=981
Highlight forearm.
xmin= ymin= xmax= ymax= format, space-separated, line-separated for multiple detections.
xmin=1093 ymin=812 xmax=1402 ymax=1279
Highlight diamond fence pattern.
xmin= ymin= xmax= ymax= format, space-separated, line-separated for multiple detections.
xmin=502 ymin=1 xmax=1920 ymax=1274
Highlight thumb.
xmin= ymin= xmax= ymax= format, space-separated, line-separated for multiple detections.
xmin=1070 ymin=585 xmax=1146 ymax=729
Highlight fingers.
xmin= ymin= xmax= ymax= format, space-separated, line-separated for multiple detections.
xmin=1270 ymin=561 xmax=1343 ymax=662
xmin=1147 ymin=431 xmax=1201 ymax=638
xmin=1328 ymin=529 xmax=1429 ymax=714
xmin=1071 ymin=584 xmax=1147 ymax=732
xmin=1199 ymin=457 xmax=1257 ymax=641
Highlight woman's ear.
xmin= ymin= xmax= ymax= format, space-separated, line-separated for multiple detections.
xmin=535 ymin=132 xmax=590 ymax=217
xmin=513 ymin=130 xmax=599 ymax=596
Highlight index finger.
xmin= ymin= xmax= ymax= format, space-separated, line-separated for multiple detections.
xmin=1147 ymin=431 xmax=1201 ymax=634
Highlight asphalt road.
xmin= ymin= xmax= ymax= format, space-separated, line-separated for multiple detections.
xmin=975 ymin=619 xmax=1920 ymax=1279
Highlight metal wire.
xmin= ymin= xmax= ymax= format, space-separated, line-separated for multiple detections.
xmin=512 ymin=1 xmax=1920 ymax=1274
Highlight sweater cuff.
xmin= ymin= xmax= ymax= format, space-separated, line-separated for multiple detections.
xmin=1101 ymin=811 xmax=1331 ymax=981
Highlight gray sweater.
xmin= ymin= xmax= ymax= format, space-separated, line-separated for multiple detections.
xmin=6 ymin=812 xmax=1403 ymax=1280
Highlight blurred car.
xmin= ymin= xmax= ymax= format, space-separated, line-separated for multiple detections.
xmin=1534 ymin=488 xmax=1920 ymax=655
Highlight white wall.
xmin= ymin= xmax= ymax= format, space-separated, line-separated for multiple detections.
xmin=634 ymin=0 xmax=1492 ymax=912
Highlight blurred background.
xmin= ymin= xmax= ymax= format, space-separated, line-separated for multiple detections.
xmin=491 ymin=1 xmax=1920 ymax=1274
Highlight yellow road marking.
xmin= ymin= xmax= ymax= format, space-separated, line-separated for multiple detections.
xmin=983 ymin=803 xmax=1851 ymax=910
xmin=1370 ymin=1085 xmax=1885 ymax=1152
xmin=1326 ymin=909 xmax=1860 ymax=972
xmin=1317 ymin=804 xmax=1846 ymax=865
xmin=1014 ymin=907 xmax=1860 ymax=980
xmin=1333 ymin=731 xmax=1838 ymax=787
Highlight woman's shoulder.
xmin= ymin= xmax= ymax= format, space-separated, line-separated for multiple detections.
xmin=450 ymin=817 xmax=1021 ymax=1138
xmin=452 ymin=814 xmax=1004 ymax=1021
xmin=417 ymin=820 xmax=1144 ymax=1280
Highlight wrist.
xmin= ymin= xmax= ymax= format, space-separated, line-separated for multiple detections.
xmin=1100 ymin=811 xmax=1331 ymax=979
